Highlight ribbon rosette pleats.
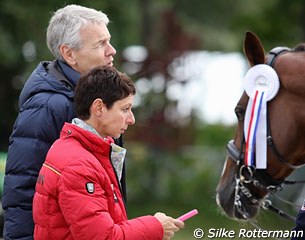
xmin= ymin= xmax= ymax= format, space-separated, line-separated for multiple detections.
xmin=243 ymin=64 xmax=280 ymax=169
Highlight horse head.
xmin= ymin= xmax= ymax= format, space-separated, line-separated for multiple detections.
xmin=216 ymin=31 xmax=305 ymax=220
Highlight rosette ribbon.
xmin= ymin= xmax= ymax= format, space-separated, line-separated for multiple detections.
xmin=243 ymin=64 xmax=280 ymax=169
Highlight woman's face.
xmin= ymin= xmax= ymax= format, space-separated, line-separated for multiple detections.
xmin=97 ymin=95 xmax=135 ymax=139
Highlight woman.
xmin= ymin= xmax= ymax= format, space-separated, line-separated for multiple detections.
xmin=33 ymin=65 xmax=184 ymax=240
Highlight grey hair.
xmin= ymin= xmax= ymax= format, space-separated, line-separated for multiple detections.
xmin=46 ymin=4 xmax=109 ymax=61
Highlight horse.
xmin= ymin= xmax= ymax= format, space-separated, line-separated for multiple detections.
xmin=216 ymin=31 xmax=305 ymax=221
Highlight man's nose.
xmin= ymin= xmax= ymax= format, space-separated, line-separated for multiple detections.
xmin=107 ymin=43 xmax=116 ymax=56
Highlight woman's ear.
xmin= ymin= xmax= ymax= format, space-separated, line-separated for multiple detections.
xmin=91 ymin=98 xmax=105 ymax=117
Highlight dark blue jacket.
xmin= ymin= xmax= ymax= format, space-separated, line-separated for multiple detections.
xmin=292 ymin=206 xmax=305 ymax=239
xmin=2 ymin=60 xmax=77 ymax=240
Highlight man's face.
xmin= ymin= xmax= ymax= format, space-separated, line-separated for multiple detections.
xmin=71 ymin=22 xmax=116 ymax=74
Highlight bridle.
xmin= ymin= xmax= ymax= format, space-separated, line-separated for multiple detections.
xmin=226 ymin=46 xmax=305 ymax=223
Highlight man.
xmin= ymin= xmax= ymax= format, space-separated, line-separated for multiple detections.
xmin=2 ymin=5 xmax=117 ymax=239
xmin=33 ymin=65 xmax=184 ymax=240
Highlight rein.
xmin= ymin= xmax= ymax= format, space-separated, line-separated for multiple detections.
xmin=227 ymin=46 xmax=305 ymax=224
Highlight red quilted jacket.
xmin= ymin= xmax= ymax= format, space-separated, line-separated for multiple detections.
xmin=33 ymin=123 xmax=163 ymax=240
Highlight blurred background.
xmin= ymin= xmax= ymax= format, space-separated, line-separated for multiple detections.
xmin=1 ymin=0 xmax=305 ymax=239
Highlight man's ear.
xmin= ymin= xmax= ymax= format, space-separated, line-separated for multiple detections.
xmin=59 ymin=44 xmax=76 ymax=66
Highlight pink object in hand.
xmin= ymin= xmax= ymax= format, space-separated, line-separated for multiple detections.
xmin=177 ymin=209 xmax=198 ymax=222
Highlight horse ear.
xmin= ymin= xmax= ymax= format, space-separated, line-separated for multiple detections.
xmin=243 ymin=31 xmax=266 ymax=66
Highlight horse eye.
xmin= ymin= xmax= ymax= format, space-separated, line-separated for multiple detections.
xmin=234 ymin=106 xmax=245 ymax=121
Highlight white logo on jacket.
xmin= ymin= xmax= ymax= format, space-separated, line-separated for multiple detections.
xmin=86 ymin=182 xmax=95 ymax=194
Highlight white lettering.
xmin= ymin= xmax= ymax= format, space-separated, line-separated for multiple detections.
xmin=208 ymin=228 xmax=235 ymax=238
xmin=238 ymin=229 xmax=304 ymax=238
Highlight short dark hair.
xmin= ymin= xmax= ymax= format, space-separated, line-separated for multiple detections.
xmin=74 ymin=65 xmax=136 ymax=120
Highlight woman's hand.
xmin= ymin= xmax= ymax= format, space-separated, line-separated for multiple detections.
xmin=154 ymin=212 xmax=185 ymax=240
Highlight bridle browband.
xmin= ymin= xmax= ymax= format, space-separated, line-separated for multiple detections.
xmin=266 ymin=46 xmax=291 ymax=67
xmin=227 ymin=46 xmax=305 ymax=223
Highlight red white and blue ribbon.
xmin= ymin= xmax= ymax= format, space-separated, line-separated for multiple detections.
xmin=243 ymin=64 xmax=280 ymax=169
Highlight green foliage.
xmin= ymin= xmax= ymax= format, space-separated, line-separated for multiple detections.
xmin=194 ymin=123 xmax=236 ymax=148
xmin=231 ymin=0 xmax=304 ymax=50
xmin=175 ymin=0 xmax=305 ymax=51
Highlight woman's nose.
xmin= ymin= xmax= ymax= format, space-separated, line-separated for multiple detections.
xmin=127 ymin=111 xmax=135 ymax=125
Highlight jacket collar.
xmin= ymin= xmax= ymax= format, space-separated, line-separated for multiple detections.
xmin=60 ymin=123 xmax=112 ymax=158
xmin=57 ymin=60 xmax=80 ymax=87
xmin=62 ymin=122 xmax=126 ymax=182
